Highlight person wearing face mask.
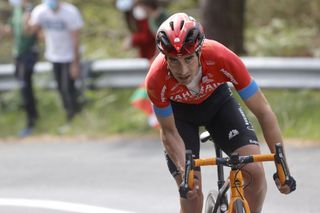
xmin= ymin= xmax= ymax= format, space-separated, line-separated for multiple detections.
xmin=129 ymin=0 xmax=169 ymax=128
xmin=0 ymin=0 xmax=39 ymax=137
xmin=116 ymin=0 xmax=160 ymax=128
xmin=116 ymin=0 xmax=156 ymax=60
xmin=29 ymin=0 xmax=83 ymax=122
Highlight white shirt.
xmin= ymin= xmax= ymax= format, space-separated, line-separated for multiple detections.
xmin=30 ymin=2 xmax=83 ymax=63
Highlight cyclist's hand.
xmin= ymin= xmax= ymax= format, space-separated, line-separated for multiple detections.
xmin=179 ymin=177 xmax=200 ymax=200
xmin=273 ymin=173 xmax=296 ymax=194
xmin=186 ymin=177 xmax=200 ymax=200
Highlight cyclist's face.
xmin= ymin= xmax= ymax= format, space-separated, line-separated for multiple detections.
xmin=167 ymin=53 xmax=199 ymax=85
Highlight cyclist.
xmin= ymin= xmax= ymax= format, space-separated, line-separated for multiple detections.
xmin=145 ymin=13 xmax=296 ymax=213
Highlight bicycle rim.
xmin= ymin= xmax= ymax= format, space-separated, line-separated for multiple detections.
xmin=205 ymin=190 xmax=217 ymax=213
xmin=205 ymin=190 xmax=228 ymax=213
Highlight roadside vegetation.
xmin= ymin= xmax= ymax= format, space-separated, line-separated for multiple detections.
xmin=0 ymin=0 xmax=319 ymax=140
xmin=1 ymin=88 xmax=319 ymax=141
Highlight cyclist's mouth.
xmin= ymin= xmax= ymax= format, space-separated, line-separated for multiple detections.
xmin=178 ymin=75 xmax=191 ymax=83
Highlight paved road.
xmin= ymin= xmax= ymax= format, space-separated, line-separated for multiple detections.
xmin=0 ymin=136 xmax=319 ymax=213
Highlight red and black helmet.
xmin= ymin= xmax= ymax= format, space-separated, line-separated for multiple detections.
xmin=156 ymin=13 xmax=205 ymax=57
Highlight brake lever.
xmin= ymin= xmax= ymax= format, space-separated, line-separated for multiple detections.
xmin=274 ymin=143 xmax=291 ymax=185
xmin=179 ymin=150 xmax=194 ymax=198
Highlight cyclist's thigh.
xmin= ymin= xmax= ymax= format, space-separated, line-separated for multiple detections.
xmin=205 ymin=97 xmax=259 ymax=155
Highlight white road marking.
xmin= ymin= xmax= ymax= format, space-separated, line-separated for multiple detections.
xmin=0 ymin=198 xmax=135 ymax=213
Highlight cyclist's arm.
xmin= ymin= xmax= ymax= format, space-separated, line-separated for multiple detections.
xmin=243 ymin=90 xmax=283 ymax=153
xmin=156 ymin=113 xmax=186 ymax=176
xmin=245 ymin=90 xmax=297 ymax=194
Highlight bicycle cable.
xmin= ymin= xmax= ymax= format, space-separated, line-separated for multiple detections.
xmin=241 ymin=167 xmax=253 ymax=190
xmin=234 ymin=164 xmax=253 ymax=200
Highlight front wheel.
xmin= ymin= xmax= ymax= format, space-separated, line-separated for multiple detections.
xmin=204 ymin=190 xmax=228 ymax=213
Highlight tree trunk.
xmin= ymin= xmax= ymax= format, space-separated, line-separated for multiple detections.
xmin=200 ymin=0 xmax=247 ymax=55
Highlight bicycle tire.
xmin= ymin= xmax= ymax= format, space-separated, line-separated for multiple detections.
xmin=234 ymin=199 xmax=245 ymax=213
xmin=204 ymin=190 xmax=228 ymax=213
xmin=204 ymin=190 xmax=218 ymax=213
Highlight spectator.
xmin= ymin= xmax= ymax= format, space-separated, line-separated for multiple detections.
xmin=1 ymin=0 xmax=39 ymax=137
xmin=29 ymin=0 xmax=83 ymax=122
xmin=116 ymin=0 xmax=156 ymax=60
xmin=129 ymin=0 xmax=169 ymax=128
xmin=138 ymin=0 xmax=169 ymax=35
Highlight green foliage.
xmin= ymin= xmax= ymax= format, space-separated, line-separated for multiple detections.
xmin=0 ymin=88 xmax=154 ymax=137
xmin=246 ymin=19 xmax=318 ymax=56
xmin=246 ymin=0 xmax=320 ymax=56
xmin=263 ymin=89 xmax=320 ymax=140
xmin=235 ymin=89 xmax=320 ymax=141
xmin=246 ymin=0 xmax=320 ymax=28
xmin=1 ymin=88 xmax=319 ymax=140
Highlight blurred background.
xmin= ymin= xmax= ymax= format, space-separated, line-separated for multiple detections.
xmin=0 ymin=0 xmax=319 ymax=141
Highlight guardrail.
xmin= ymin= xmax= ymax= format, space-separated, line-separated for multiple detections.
xmin=0 ymin=57 xmax=320 ymax=92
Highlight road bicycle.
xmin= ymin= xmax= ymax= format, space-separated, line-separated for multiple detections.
xmin=180 ymin=131 xmax=292 ymax=213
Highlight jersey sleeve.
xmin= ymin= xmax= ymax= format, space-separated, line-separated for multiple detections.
xmin=219 ymin=45 xmax=259 ymax=100
xmin=65 ymin=4 xmax=84 ymax=30
xmin=145 ymin=57 xmax=173 ymax=117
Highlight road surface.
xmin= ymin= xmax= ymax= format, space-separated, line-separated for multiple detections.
xmin=0 ymin=136 xmax=318 ymax=212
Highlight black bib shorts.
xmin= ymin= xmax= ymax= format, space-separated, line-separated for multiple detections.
xmin=165 ymin=83 xmax=259 ymax=177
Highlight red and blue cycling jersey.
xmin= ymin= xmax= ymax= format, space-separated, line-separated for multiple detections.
xmin=145 ymin=39 xmax=259 ymax=117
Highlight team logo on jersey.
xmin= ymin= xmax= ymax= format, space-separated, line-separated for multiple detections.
xmin=228 ymin=129 xmax=239 ymax=140
xmin=170 ymin=90 xmax=194 ymax=102
xmin=169 ymin=81 xmax=223 ymax=103
xmin=238 ymin=108 xmax=250 ymax=126
xmin=220 ymin=68 xmax=238 ymax=85
xmin=249 ymin=139 xmax=259 ymax=145
xmin=160 ymin=85 xmax=167 ymax=103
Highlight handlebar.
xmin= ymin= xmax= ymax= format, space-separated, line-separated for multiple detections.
xmin=180 ymin=143 xmax=291 ymax=197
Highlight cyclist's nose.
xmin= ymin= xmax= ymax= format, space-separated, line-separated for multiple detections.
xmin=179 ymin=63 xmax=189 ymax=75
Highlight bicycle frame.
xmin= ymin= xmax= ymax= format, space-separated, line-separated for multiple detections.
xmin=229 ymin=168 xmax=250 ymax=212
xmin=182 ymin=143 xmax=290 ymax=213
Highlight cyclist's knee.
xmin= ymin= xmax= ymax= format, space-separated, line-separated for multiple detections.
xmin=243 ymin=162 xmax=267 ymax=189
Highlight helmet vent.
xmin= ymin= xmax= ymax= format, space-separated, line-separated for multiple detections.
xmin=169 ymin=21 xmax=174 ymax=31
xmin=180 ymin=20 xmax=185 ymax=30
xmin=185 ymin=29 xmax=199 ymax=43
